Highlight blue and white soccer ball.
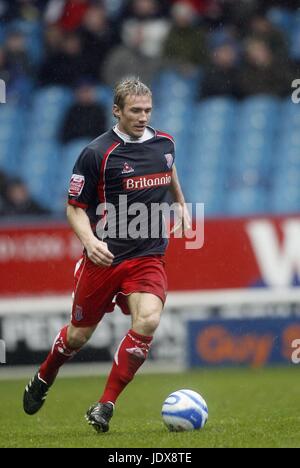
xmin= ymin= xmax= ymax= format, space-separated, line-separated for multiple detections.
xmin=162 ymin=389 xmax=208 ymax=432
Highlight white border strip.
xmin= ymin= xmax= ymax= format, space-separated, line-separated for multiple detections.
xmin=0 ymin=288 xmax=300 ymax=315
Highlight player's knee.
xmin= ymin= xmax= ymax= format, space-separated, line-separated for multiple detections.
xmin=137 ymin=312 xmax=161 ymax=335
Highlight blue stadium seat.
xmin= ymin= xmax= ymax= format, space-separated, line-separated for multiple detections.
xmin=155 ymin=70 xmax=199 ymax=101
xmin=278 ymin=130 xmax=300 ymax=156
xmin=96 ymin=85 xmax=113 ymax=106
xmin=61 ymin=139 xmax=90 ymax=175
xmin=274 ymin=145 xmax=300 ymax=169
xmin=0 ymin=105 xmax=25 ymax=174
xmin=7 ymin=19 xmax=44 ymax=65
xmin=238 ymin=108 xmax=278 ymax=133
xmin=231 ymin=133 xmax=273 ymax=181
xmin=20 ymin=142 xmax=61 ymax=209
xmin=270 ymin=186 xmax=300 ymax=214
xmin=198 ymin=97 xmax=236 ymax=117
xmin=289 ymin=12 xmax=300 ymax=60
xmin=273 ymin=166 xmax=300 ymax=187
xmin=33 ymin=86 xmax=73 ymax=109
xmin=184 ymin=168 xmax=226 ymax=217
xmin=227 ymin=188 xmax=268 ymax=216
xmin=281 ymin=99 xmax=300 ymax=130
xmin=23 ymin=87 xmax=74 ymax=143
xmin=242 ymin=95 xmax=280 ymax=113
xmin=0 ymin=104 xmax=20 ymax=122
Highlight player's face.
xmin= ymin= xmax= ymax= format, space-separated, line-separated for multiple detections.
xmin=114 ymin=94 xmax=152 ymax=138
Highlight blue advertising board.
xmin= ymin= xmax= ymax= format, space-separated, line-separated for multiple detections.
xmin=187 ymin=318 xmax=300 ymax=367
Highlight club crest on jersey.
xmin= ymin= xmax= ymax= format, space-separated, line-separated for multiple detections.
xmin=122 ymin=162 xmax=134 ymax=174
xmin=164 ymin=153 xmax=173 ymax=169
xmin=69 ymin=174 xmax=85 ymax=196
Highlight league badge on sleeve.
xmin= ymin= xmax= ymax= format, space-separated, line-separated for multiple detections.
xmin=164 ymin=153 xmax=174 ymax=169
xmin=74 ymin=305 xmax=83 ymax=322
xmin=69 ymin=174 xmax=85 ymax=197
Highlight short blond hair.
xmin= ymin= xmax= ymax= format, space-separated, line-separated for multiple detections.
xmin=113 ymin=77 xmax=152 ymax=109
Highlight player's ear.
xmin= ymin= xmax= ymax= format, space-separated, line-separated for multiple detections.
xmin=113 ymin=104 xmax=121 ymax=119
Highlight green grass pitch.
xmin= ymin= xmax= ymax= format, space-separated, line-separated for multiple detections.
xmin=0 ymin=367 xmax=299 ymax=448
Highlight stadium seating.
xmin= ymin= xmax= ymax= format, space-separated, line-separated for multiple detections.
xmin=227 ymin=187 xmax=269 ymax=216
xmin=0 ymin=74 xmax=299 ymax=217
xmin=0 ymin=104 xmax=25 ymax=175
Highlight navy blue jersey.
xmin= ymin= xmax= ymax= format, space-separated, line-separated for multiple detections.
xmin=68 ymin=127 xmax=175 ymax=264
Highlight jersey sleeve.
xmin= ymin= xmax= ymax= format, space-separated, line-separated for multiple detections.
xmin=68 ymin=147 xmax=100 ymax=209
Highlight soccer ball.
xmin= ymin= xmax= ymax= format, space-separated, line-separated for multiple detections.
xmin=161 ymin=389 xmax=208 ymax=432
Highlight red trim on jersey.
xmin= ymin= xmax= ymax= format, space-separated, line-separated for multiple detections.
xmin=97 ymin=142 xmax=120 ymax=240
xmin=156 ymin=131 xmax=175 ymax=143
xmin=98 ymin=142 xmax=121 ymax=205
xmin=68 ymin=199 xmax=88 ymax=209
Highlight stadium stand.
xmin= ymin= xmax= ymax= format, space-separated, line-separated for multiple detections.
xmin=0 ymin=0 xmax=299 ymax=218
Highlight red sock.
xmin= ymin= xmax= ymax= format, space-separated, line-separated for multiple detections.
xmin=100 ymin=329 xmax=153 ymax=404
xmin=39 ymin=325 xmax=80 ymax=385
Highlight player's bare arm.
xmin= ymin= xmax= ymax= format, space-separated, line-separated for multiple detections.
xmin=66 ymin=204 xmax=114 ymax=267
xmin=170 ymin=165 xmax=191 ymax=235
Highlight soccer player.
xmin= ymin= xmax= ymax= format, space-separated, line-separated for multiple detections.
xmin=23 ymin=78 xmax=191 ymax=432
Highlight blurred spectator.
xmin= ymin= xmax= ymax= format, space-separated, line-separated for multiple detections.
xmin=4 ymin=28 xmax=32 ymax=72
xmin=0 ymin=46 xmax=9 ymax=83
xmin=200 ymin=40 xmax=240 ymax=98
xmin=79 ymin=4 xmax=119 ymax=81
xmin=246 ymin=15 xmax=289 ymax=59
xmin=237 ymin=38 xmax=293 ymax=98
xmin=261 ymin=0 xmax=299 ymax=9
xmin=38 ymin=32 xmax=87 ymax=87
xmin=0 ymin=170 xmax=8 ymax=212
xmin=0 ymin=177 xmax=50 ymax=216
xmin=219 ymin=0 xmax=261 ymax=30
xmin=163 ymin=1 xmax=208 ymax=76
xmin=0 ymin=169 xmax=7 ymax=194
xmin=1 ymin=0 xmax=43 ymax=23
xmin=0 ymin=30 xmax=33 ymax=104
xmin=102 ymin=0 xmax=125 ymax=20
xmin=60 ymin=79 xmax=107 ymax=143
xmin=45 ymin=0 xmax=90 ymax=31
xmin=0 ymin=0 xmax=8 ymax=21
xmin=43 ymin=24 xmax=64 ymax=56
xmin=102 ymin=18 xmax=161 ymax=86
xmin=121 ymin=0 xmax=170 ymax=58
xmin=170 ymin=0 xmax=217 ymax=16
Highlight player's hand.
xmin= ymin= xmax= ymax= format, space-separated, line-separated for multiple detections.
xmin=170 ymin=203 xmax=192 ymax=237
xmin=85 ymin=238 xmax=114 ymax=266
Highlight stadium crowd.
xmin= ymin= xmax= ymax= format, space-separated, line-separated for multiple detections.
xmin=0 ymin=0 xmax=299 ymax=216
